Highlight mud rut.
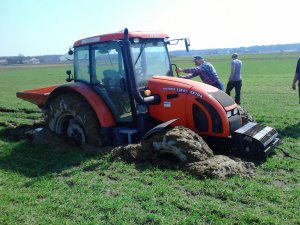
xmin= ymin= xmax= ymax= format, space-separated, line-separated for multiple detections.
xmin=24 ymin=126 xmax=255 ymax=180
xmin=112 ymin=126 xmax=255 ymax=179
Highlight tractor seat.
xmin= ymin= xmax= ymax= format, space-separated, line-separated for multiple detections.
xmin=102 ymin=69 xmax=131 ymax=116
xmin=102 ymin=69 xmax=122 ymax=92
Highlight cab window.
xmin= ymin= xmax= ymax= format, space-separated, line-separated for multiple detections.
xmin=74 ymin=46 xmax=90 ymax=83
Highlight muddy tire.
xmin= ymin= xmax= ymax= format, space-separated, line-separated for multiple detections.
xmin=45 ymin=93 xmax=103 ymax=146
xmin=142 ymin=126 xmax=214 ymax=163
xmin=237 ymin=105 xmax=255 ymax=125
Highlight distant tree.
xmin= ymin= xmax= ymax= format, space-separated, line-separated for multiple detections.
xmin=7 ymin=55 xmax=25 ymax=64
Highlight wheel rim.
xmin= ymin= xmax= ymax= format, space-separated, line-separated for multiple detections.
xmin=67 ymin=119 xmax=86 ymax=145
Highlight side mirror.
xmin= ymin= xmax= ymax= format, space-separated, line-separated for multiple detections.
xmin=68 ymin=48 xmax=74 ymax=55
xmin=184 ymin=38 xmax=190 ymax=52
xmin=66 ymin=70 xmax=73 ymax=82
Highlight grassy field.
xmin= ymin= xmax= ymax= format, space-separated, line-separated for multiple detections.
xmin=0 ymin=53 xmax=299 ymax=224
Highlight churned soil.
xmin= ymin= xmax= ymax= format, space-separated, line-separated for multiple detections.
xmin=111 ymin=126 xmax=256 ymax=179
xmin=24 ymin=125 xmax=256 ymax=179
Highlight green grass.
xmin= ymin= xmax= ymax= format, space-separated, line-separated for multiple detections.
xmin=0 ymin=54 xmax=299 ymax=224
xmin=0 ymin=64 xmax=71 ymax=110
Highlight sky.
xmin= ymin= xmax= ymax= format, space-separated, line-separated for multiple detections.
xmin=0 ymin=0 xmax=299 ymax=56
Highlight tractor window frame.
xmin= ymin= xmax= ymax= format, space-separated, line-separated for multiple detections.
xmin=130 ymin=39 xmax=172 ymax=88
xmin=91 ymin=42 xmax=125 ymax=85
xmin=74 ymin=45 xmax=91 ymax=84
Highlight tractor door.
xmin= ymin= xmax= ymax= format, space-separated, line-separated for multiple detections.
xmin=74 ymin=42 xmax=132 ymax=122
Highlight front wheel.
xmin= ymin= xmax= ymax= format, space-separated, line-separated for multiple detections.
xmin=45 ymin=93 xmax=103 ymax=146
xmin=142 ymin=126 xmax=214 ymax=163
xmin=237 ymin=105 xmax=255 ymax=125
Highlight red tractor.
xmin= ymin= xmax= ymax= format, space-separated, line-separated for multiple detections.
xmin=17 ymin=29 xmax=279 ymax=159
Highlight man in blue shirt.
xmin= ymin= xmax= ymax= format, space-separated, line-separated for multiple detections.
xmin=226 ymin=53 xmax=242 ymax=104
xmin=292 ymin=58 xmax=300 ymax=104
xmin=176 ymin=56 xmax=224 ymax=90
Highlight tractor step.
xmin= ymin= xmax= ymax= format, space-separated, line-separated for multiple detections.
xmin=118 ymin=128 xmax=139 ymax=144
xmin=113 ymin=127 xmax=139 ymax=145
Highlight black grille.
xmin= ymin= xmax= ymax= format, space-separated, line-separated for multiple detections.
xmin=260 ymin=129 xmax=277 ymax=144
xmin=244 ymin=124 xmax=265 ymax=136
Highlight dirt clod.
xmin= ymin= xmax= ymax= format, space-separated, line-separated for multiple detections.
xmin=186 ymin=155 xmax=255 ymax=179
xmin=111 ymin=144 xmax=145 ymax=163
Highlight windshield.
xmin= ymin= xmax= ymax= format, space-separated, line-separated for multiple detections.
xmin=131 ymin=40 xmax=172 ymax=87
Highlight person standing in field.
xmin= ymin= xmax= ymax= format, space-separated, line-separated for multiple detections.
xmin=176 ymin=56 xmax=224 ymax=90
xmin=292 ymin=58 xmax=300 ymax=104
xmin=226 ymin=53 xmax=242 ymax=105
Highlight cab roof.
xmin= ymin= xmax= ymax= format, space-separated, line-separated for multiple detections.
xmin=74 ymin=30 xmax=169 ymax=47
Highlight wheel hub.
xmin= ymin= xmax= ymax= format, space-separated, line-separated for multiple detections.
xmin=67 ymin=119 xmax=86 ymax=145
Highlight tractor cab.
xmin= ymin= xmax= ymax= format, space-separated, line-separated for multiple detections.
xmin=70 ymin=30 xmax=189 ymax=125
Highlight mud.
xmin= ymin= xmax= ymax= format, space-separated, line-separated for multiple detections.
xmin=18 ymin=125 xmax=255 ymax=179
xmin=0 ymin=122 xmax=44 ymax=141
xmin=31 ymin=128 xmax=113 ymax=153
xmin=112 ymin=127 xmax=256 ymax=179
xmin=185 ymin=155 xmax=255 ymax=179
xmin=141 ymin=126 xmax=214 ymax=163
xmin=31 ymin=128 xmax=69 ymax=150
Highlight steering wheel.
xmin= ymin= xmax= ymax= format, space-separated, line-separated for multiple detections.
xmin=171 ymin=64 xmax=179 ymax=77
xmin=135 ymin=67 xmax=143 ymax=77
xmin=135 ymin=67 xmax=146 ymax=85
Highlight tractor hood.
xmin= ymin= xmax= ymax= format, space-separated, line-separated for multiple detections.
xmin=149 ymin=76 xmax=236 ymax=110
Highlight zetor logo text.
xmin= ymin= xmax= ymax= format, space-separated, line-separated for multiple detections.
xmin=176 ymin=88 xmax=188 ymax=93
xmin=162 ymin=87 xmax=203 ymax=98
xmin=189 ymin=90 xmax=203 ymax=98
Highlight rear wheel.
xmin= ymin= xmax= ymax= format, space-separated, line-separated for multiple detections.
xmin=45 ymin=93 xmax=103 ymax=146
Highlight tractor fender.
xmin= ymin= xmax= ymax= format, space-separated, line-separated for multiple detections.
xmin=45 ymin=83 xmax=116 ymax=128
xmin=141 ymin=118 xmax=178 ymax=141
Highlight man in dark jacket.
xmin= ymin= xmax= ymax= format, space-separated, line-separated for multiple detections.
xmin=176 ymin=56 xmax=224 ymax=90
xmin=292 ymin=58 xmax=300 ymax=104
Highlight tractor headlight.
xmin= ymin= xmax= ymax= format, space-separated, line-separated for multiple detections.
xmin=233 ymin=108 xmax=238 ymax=115
xmin=226 ymin=111 xmax=232 ymax=118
